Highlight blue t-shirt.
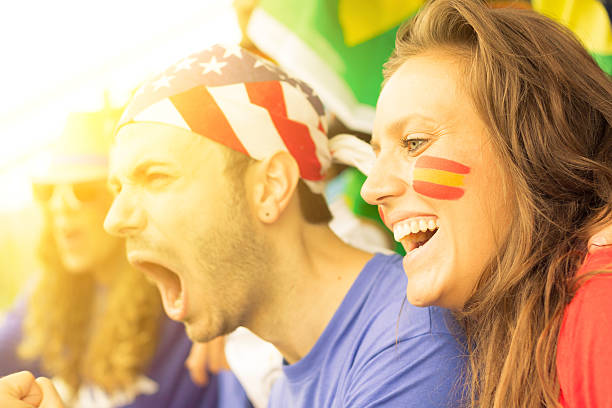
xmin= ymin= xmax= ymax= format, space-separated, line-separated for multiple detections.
xmin=268 ymin=253 xmax=466 ymax=408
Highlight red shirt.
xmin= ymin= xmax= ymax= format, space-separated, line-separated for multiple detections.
xmin=557 ymin=247 xmax=612 ymax=407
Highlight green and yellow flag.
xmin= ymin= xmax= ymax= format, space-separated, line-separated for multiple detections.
xmin=532 ymin=0 xmax=612 ymax=75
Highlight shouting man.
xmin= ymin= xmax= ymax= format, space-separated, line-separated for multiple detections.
xmin=103 ymin=44 xmax=465 ymax=407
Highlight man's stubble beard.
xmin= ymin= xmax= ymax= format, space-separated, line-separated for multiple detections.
xmin=188 ymin=175 xmax=275 ymax=342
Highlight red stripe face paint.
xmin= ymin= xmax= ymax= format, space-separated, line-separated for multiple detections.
xmin=412 ymin=155 xmax=471 ymax=200
xmin=412 ymin=181 xmax=465 ymax=200
xmin=415 ymin=155 xmax=470 ymax=174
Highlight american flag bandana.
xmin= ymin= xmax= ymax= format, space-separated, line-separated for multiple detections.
xmin=117 ymin=44 xmax=374 ymax=193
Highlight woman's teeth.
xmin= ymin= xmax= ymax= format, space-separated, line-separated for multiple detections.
xmin=393 ymin=218 xmax=439 ymax=241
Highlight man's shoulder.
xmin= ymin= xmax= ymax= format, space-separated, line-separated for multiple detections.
xmin=342 ymin=263 xmax=465 ymax=407
xmin=269 ymin=253 xmax=466 ymax=408
xmin=340 ymin=258 xmax=466 ymax=408
xmin=356 ymin=252 xmax=405 ymax=294
xmin=354 ymin=253 xmax=457 ymax=337
xmin=352 ymin=301 xmax=459 ymax=357
xmin=344 ymin=254 xmax=461 ymax=372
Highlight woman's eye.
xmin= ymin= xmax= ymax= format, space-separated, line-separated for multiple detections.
xmin=401 ymin=137 xmax=430 ymax=154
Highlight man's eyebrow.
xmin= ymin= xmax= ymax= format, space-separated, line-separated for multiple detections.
xmin=109 ymin=160 xmax=174 ymax=187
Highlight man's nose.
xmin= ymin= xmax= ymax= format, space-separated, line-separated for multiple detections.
xmin=103 ymin=191 xmax=146 ymax=237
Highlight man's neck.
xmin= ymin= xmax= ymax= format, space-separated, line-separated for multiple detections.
xmin=247 ymin=224 xmax=373 ymax=364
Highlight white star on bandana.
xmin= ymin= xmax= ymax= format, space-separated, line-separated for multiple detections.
xmin=174 ymin=57 xmax=197 ymax=72
xmin=152 ymin=75 xmax=175 ymax=91
xmin=253 ymin=59 xmax=274 ymax=70
xmin=223 ymin=44 xmax=243 ymax=59
xmin=200 ymin=56 xmax=227 ymax=75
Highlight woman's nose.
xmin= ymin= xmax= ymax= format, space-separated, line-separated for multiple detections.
xmin=361 ymin=155 xmax=407 ymax=206
xmin=48 ymin=184 xmax=80 ymax=213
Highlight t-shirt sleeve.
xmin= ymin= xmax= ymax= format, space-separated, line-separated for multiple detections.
xmin=556 ymin=248 xmax=612 ymax=407
xmin=343 ymin=332 xmax=466 ymax=408
xmin=0 ymin=294 xmax=44 ymax=376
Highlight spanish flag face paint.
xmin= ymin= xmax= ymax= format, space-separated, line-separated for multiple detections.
xmin=412 ymin=155 xmax=470 ymax=200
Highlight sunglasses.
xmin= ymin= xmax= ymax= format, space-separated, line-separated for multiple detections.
xmin=32 ymin=180 xmax=108 ymax=204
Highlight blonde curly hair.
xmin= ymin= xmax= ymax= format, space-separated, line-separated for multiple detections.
xmin=19 ymin=208 xmax=163 ymax=394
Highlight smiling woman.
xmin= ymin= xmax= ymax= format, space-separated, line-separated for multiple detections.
xmin=362 ymin=0 xmax=612 ymax=406
xmin=363 ymin=50 xmax=514 ymax=310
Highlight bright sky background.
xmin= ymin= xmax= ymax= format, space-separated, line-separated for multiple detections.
xmin=0 ymin=0 xmax=241 ymax=210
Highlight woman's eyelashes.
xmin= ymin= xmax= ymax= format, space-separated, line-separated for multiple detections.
xmin=400 ymin=135 xmax=432 ymax=155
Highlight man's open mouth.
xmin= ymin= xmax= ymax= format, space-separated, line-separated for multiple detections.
xmin=393 ymin=217 xmax=439 ymax=252
xmin=132 ymin=260 xmax=186 ymax=321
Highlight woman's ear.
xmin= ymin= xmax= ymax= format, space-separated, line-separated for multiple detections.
xmin=250 ymin=151 xmax=300 ymax=223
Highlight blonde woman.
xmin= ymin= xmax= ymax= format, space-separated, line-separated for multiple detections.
xmin=0 ymin=109 xmax=249 ymax=407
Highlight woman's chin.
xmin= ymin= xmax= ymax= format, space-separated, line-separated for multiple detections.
xmin=406 ymin=279 xmax=467 ymax=310
xmin=406 ymin=285 xmax=442 ymax=308
xmin=61 ymin=255 xmax=94 ymax=274
xmin=403 ymin=262 xmax=447 ymax=308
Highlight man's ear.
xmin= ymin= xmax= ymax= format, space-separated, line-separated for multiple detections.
xmin=251 ymin=151 xmax=300 ymax=223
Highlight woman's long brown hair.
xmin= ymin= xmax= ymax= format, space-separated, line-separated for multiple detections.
xmin=19 ymin=206 xmax=163 ymax=395
xmin=384 ymin=1 xmax=612 ymax=406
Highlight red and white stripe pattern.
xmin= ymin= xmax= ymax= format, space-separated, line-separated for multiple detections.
xmin=118 ymin=44 xmax=336 ymax=192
